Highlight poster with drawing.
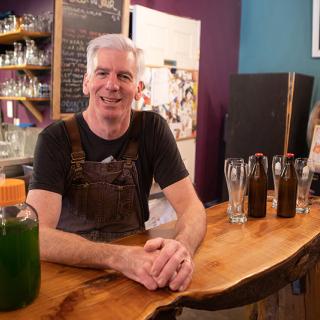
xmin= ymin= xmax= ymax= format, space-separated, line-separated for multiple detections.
xmin=309 ymin=124 xmax=320 ymax=172
xmin=133 ymin=67 xmax=197 ymax=139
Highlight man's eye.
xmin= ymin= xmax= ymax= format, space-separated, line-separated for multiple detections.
xmin=96 ymin=71 xmax=107 ymax=77
xmin=119 ymin=74 xmax=131 ymax=81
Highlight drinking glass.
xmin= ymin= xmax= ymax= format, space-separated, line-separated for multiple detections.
xmin=248 ymin=154 xmax=268 ymax=175
xmin=225 ymin=162 xmax=248 ymax=224
xmin=0 ymin=141 xmax=10 ymax=158
xmin=295 ymin=158 xmax=315 ymax=214
xmin=5 ymin=130 xmax=25 ymax=157
xmin=224 ymin=158 xmax=244 ymax=216
xmin=272 ymin=155 xmax=284 ymax=208
xmin=21 ymin=14 xmax=35 ymax=32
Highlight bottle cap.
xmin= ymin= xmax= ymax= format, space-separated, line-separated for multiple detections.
xmin=286 ymin=153 xmax=295 ymax=158
xmin=0 ymin=178 xmax=26 ymax=206
xmin=255 ymin=153 xmax=264 ymax=157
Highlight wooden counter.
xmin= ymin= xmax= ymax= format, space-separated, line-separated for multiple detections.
xmin=2 ymin=201 xmax=320 ymax=319
xmin=0 ymin=156 xmax=32 ymax=167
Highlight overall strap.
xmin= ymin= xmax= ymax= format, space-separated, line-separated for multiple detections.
xmin=120 ymin=111 xmax=144 ymax=161
xmin=64 ymin=115 xmax=85 ymax=180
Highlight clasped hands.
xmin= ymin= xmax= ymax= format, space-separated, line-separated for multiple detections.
xmin=142 ymin=237 xmax=194 ymax=291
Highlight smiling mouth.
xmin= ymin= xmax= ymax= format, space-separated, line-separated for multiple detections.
xmin=100 ymin=96 xmax=121 ymax=103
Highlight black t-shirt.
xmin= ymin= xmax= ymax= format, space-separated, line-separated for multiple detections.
xmin=29 ymin=111 xmax=188 ymax=220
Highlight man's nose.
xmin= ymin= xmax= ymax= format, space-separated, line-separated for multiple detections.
xmin=105 ymin=73 xmax=120 ymax=90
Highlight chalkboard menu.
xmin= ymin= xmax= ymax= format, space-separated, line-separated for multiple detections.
xmin=52 ymin=0 xmax=129 ymax=118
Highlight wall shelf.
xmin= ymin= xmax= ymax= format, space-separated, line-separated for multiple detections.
xmin=0 ymin=31 xmax=51 ymax=44
xmin=0 ymin=65 xmax=50 ymax=70
xmin=0 ymin=65 xmax=50 ymax=78
xmin=0 ymin=97 xmax=49 ymax=122
xmin=0 ymin=31 xmax=51 ymax=123
xmin=0 ymin=97 xmax=49 ymax=101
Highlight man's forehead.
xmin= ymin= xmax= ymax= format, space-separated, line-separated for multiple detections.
xmin=96 ymin=47 xmax=135 ymax=60
xmin=93 ymin=48 xmax=136 ymax=70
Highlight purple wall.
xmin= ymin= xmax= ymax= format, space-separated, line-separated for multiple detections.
xmin=0 ymin=0 xmax=54 ymax=128
xmin=131 ymin=0 xmax=241 ymax=202
xmin=1 ymin=0 xmax=241 ymax=202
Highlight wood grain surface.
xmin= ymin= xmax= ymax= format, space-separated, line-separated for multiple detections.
xmin=2 ymin=201 xmax=320 ymax=320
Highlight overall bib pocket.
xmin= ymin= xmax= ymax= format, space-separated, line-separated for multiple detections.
xmin=69 ymin=181 xmax=135 ymax=226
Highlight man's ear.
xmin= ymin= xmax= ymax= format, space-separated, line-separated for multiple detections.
xmin=134 ymin=81 xmax=144 ymax=100
xmin=83 ymin=73 xmax=89 ymax=96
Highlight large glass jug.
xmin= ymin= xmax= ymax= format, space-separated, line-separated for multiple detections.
xmin=0 ymin=178 xmax=40 ymax=311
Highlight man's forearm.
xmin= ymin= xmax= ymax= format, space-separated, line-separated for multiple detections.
xmin=40 ymin=227 xmax=161 ymax=290
xmin=40 ymin=227 xmax=119 ymax=269
xmin=174 ymin=201 xmax=207 ymax=256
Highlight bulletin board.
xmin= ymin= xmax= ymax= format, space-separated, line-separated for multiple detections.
xmin=133 ymin=67 xmax=198 ymax=139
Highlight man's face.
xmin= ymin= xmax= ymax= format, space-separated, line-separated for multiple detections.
xmin=83 ymin=48 xmax=140 ymax=122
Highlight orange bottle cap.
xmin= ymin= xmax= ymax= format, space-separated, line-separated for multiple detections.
xmin=0 ymin=179 xmax=26 ymax=206
xmin=286 ymin=153 xmax=295 ymax=158
xmin=255 ymin=153 xmax=264 ymax=157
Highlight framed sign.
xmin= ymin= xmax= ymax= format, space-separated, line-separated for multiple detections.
xmin=309 ymin=124 xmax=320 ymax=171
xmin=312 ymin=0 xmax=320 ymax=57
xmin=52 ymin=0 xmax=130 ymax=119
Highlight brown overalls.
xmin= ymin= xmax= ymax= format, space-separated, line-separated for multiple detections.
xmin=57 ymin=111 xmax=145 ymax=242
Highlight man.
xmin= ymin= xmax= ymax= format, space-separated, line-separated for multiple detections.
xmin=27 ymin=34 xmax=206 ymax=292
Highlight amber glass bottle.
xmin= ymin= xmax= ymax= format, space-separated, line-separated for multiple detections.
xmin=248 ymin=153 xmax=268 ymax=218
xmin=277 ymin=153 xmax=298 ymax=218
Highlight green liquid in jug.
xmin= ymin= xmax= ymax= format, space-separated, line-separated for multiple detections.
xmin=0 ymin=218 xmax=40 ymax=311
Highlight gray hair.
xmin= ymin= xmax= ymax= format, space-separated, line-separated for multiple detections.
xmin=86 ymin=33 xmax=145 ymax=82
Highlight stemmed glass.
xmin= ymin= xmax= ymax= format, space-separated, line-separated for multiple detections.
xmin=225 ymin=162 xmax=248 ymax=224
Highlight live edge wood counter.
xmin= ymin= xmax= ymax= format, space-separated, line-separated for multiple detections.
xmin=2 ymin=201 xmax=320 ymax=320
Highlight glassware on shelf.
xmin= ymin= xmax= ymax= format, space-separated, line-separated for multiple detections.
xmin=5 ymin=129 xmax=26 ymax=157
xmin=2 ymin=15 xmax=18 ymax=33
xmin=0 ymin=12 xmax=54 ymax=35
xmin=37 ymin=50 xmax=45 ymax=66
xmin=25 ymin=39 xmax=36 ymax=65
xmin=16 ymin=51 xmax=25 ymax=65
xmin=33 ymin=77 xmax=39 ymax=97
xmin=4 ymin=51 xmax=12 ymax=66
xmin=20 ymin=75 xmax=28 ymax=96
xmin=0 ymin=54 xmax=5 ymax=67
xmin=41 ymin=12 xmax=53 ymax=32
xmin=13 ymin=42 xmax=22 ymax=52
xmin=0 ymin=141 xmax=10 ymax=158
xmin=21 ymin=14 xmax=36 ymax=32
xmin=0 ymin=76 xmax=50 ymax=98
xmin=0 ymin=20 xmax=4 ymax=34
xmin=38 ymin=83 xmax=50 ymax=97
xmin=13 ymin=42 xmax=23 ymax=65
xmin=0 ymin=40 xmax=51 ymax=66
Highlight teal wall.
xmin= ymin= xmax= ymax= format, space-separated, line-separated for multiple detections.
xmin=239 ymin=0 xmax=320 ymax=108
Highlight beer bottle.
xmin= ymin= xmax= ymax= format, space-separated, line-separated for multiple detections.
xmin=277 ymin=153 xmax=297 ymax=218
xmin=248 ymin=153 xmax=268 ymax=218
